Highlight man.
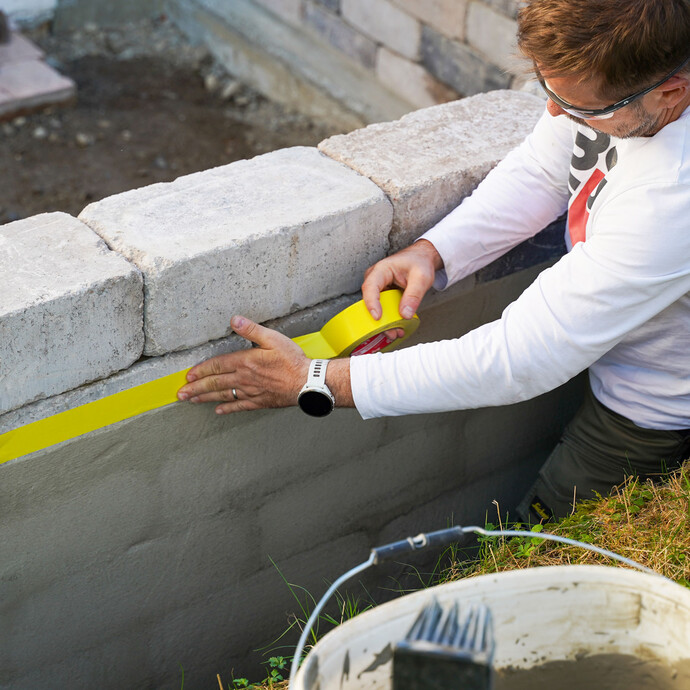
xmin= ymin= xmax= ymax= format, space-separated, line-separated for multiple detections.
xmin=178 ymin=0 xmax=690 ymax=521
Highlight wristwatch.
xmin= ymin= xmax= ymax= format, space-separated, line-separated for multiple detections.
xmin=297 ymin=359 xmax=335 ymax=417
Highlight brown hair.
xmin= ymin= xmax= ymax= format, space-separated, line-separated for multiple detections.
xmin=517 ymin=0 xmax=690 ymax=99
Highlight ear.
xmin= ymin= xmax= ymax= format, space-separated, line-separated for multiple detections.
xmin=651 ymin=74 xmax=690 ymax=110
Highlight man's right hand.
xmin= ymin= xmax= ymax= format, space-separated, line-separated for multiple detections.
xmin=362 ymin=239 xmax=444 ymax=321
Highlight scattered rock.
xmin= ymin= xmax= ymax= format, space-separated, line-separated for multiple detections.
xmin=204 ymin=73 xmax=219 ymax=93
xmin=32 ymin=126 xmax=48 ymax=139
xmin=153 ymin=155 xmax=169 ymax=170
xmin=220 ymin=80 xmax=241 ymax=101
xmin=75 ymin=132 xmax=95 ymax=147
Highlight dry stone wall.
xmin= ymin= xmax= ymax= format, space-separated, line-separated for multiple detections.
xmin=168 ymin=0 xmax=533 ymax=129
xmin=256 ymin=0 xmax=523 ymax=105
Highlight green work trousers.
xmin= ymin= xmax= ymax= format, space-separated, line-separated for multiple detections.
xmin=517 ymin=383 xmax=690 ymax=523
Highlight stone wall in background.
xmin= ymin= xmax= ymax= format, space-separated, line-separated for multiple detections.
xmin=168 ymin=0 xmax=534 ymax=129
xmin=258 ymin=0 xmax=524 ymax=103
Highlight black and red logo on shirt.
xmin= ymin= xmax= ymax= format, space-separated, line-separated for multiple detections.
xmin=567 ymin=130 xmax=618 ymax=246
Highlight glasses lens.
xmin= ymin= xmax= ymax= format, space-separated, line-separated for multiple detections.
xmin=563 ymin=107 xmax=615 ymax=120
xmin=538 ymin=78 xmax=615 ymax=120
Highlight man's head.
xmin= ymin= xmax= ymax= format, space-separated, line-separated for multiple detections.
xmin=517 ymin=0 xmax=690 ymax=136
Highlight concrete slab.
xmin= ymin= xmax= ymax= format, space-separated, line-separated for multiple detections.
xmin=0 ymin=32 xmax=44 ymax=62
xmin=79 ymin=147 xmax=393 ymax=356
xmin=318 ymin=90 xmax=545 ymax=251
xmin=0 ymin=212 xmax=144 ymax=414
xmin=0 ymin=32 xmax=75 ymax=119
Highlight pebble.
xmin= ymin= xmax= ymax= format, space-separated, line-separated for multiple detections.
xmin=32 ymin=126 xmax=48 ymax=139
xmin=204 ymin=73 xmax=219 ymax=92
xmin=121 ymin=129 xmax=132 ymax=141
xmin=75 ymin=132 xmax=95 ymax=147
xmin=13 ymin=116 xmax=26 ymax=127
xmin=220 ymin=80 xmax=241 ymax=101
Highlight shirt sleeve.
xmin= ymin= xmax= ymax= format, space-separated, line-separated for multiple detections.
xmin=421 ymin=107 xmax=573 ymax=289
xmin=351 ymin=180 xmax=690 ymax=419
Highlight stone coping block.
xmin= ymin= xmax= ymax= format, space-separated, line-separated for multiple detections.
xmin=0 ymin=212 xmax=144 ymax=415
xmin=79 ymin=147 xmax=393 ymax=356
xmin=319 ymin=90 xmax=545 ymax=251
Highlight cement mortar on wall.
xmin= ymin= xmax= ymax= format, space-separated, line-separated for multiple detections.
xmin=0 ymin=266 xmax=583 ymax=689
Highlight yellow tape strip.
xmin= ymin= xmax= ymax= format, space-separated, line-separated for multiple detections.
xmin=0 ymin=290 xmax=418 ymax=465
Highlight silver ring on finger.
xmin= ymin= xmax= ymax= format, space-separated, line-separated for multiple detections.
xmin=232 ymin=388 xmax=239 ymax=400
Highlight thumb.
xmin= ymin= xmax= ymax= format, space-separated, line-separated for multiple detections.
xmin=230 ymin=315 xmax=278 ymax=348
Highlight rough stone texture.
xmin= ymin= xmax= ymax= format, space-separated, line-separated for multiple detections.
xmin=0 ymin=265 xmax=583 ymax=689
xmin=390 ymin=0 xmax=467 ymax=40
xmin=466 ymin=0 xmax=518 ymax=72
xmin=319 ymin=90 xmax=545 ymax=251
xmin=303 ymin=0 xmax=377 ymax=70
xmin=482 ymin=0 xmax=520 ymax=19
xmin=421 ymin=23 xmax=512 ymax=96
xmin=376 ymin=46 xmax=458 ymax=109
xmin=52 ymin=0 xmax=163 ymax=30
xmin=169 ymin=0 xmax=412 ymax=127
xmin=79 ymin=147 xmax=392 ymax=356
xmin=252 ymin=0 xmax=302 ymax=26
xmin=0 ymin=212 xmax=143 ymax=414
xmin=313 ymin=0 xmax=339 ymax=10
xmin=341 ymin=0 xmax=421 ymax=61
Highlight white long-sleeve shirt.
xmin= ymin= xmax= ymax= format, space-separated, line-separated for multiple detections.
xmin=351 ymin=106 xmax=690 ymax=430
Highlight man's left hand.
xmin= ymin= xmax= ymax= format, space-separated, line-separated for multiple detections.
xmin=177 ymin=315 xmax=309 ymax=415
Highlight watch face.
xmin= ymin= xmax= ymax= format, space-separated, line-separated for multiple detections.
xmin=298 ymin=390 xmax=334 ymax=417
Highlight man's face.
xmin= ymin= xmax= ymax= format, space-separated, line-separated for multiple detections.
xmin=541 ymin=73 xmax=661 ymax=138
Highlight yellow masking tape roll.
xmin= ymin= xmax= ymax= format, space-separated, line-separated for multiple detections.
xmin=0 ymin=290 xmax=418 ymax=464
xmin=293 ymin=289 xmax=419 ymax=358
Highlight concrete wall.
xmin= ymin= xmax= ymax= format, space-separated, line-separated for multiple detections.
xmin=167 ymin=0 xmax=537 ymax=129
xmin=0 ymin=91 xmax=579 ymax=689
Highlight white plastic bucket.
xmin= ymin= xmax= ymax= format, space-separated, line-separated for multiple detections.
xmin=293 ymin=565 xmax=690 ymax=690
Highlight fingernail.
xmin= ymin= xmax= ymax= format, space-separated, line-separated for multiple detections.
xmin=178 ymin=392 xmax=188 ymax=401
xmin=190 ymin=396 xmax=200 ymax=403
xmin=231 ymin=316 xmax=246 ymax=330
xmin=372 ymin=309 xmax=381 ymax=320
xmin=186 ymin=373 xmax=197 ymax=382
xmin=401 ymin=306 xmax=414 ymax=319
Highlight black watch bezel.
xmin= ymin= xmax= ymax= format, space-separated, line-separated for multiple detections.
xmin=297 ymin=389 xmax=335 ymax=417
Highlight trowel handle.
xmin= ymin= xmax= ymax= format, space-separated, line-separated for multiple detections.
xmin=371 ymin=526 xmax=466 ymax=564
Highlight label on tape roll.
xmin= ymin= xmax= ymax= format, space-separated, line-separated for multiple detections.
xmin=0 ymin=290 xmax=418 ymax=464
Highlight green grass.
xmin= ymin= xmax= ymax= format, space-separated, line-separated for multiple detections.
xmin=220 ymin=459 xmax=690 ymax=689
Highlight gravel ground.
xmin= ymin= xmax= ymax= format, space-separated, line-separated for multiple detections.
xmin=1 ymin=15 xmax=340 ymax=224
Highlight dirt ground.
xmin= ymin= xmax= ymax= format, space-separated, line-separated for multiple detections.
xmin=1 ymin=16 xmax=339 ymax=225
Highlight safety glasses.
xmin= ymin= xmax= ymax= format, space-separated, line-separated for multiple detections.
xmin=537 ymin=57 xmax=690 ymax=120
